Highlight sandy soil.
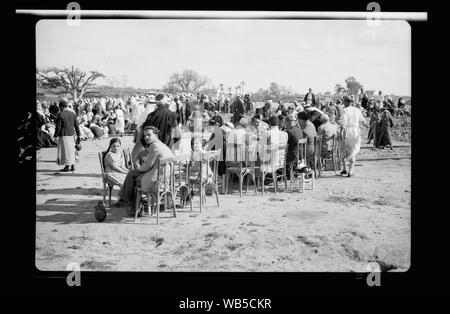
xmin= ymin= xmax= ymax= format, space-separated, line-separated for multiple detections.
xmin=36 ymin=127 xmax=411 ymax=272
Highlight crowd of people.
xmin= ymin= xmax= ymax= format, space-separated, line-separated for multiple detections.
xmin=32 ymin=86 xmax=406 ymax=214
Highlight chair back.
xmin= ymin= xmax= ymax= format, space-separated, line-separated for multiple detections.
xmin=258 ymin=144 xmax=277 ymax=173
xmin=225 ymin=142 xmax=241 ymax=167
xmin=172 ymin=153 xmax=192 ymax=191
xmin=274 ymin=144 xmax=287 ymax=171
xmin=225 ymin=143 xmax=257 ymax=168
xmin=201 ymin=149 xmax=221 ymax=182
xmin=98 ymin=151 xmax=108 ymax=184
xmin=297 ymin=138 xmax=308 ymax=168
xmin=123 ymin=147 xmax=134 ymax=170
xmin=156 ymin=156 xmax=175 ymax=193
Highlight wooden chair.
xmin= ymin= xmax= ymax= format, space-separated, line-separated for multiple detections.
xmin=172 ymin=153 xmax=193 ymax=211
xmin=256 ymin=144 xmax=288 ymax=196
xmin=225 ymin=143 xmax=258 ymax=197
xmin=98 ymin=149 xmax=132 ymax=207
xmin=314 ymin=135 xmax=323 ymax=178
xmin=134 ymin=156 xmax=177 ymax=224
xmin=189 ymin=149 xmax=221 ymax=212
xmin=288 ymin=138 xmax=315 ymax=192
xmin=319 ymin=133 xmax=340 ymax=175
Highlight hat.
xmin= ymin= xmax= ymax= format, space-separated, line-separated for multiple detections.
xmin=342 ymin=95 xmax=354 ymax=103
xmin=155 ymin=93 xmax=166 ymax=102
xmin=239 ymin=117 xmax=248 ymax=128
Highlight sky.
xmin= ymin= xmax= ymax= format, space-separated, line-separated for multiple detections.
xmin=36 ymin=19 xmax=411 ymax=95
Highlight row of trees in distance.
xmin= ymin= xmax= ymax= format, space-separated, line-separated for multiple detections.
xmin=36 ymin=67 xmax=382 ymax=103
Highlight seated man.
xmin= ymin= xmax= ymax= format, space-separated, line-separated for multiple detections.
xmin=317 ymin=114 xmax=338 ymax=158
xmin=118 ymin=126 xmax=173 ymax=216
xmin=284 ymin=115 xmax=303 ymax=176
xmin=266 ymin=116 xmax=288 ymax=147
xmin=297 ymin=111 xmax=317 ymax=169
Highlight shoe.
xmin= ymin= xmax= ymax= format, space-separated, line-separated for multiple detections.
xmin=70 ymin=165 xmax=75 ymax=171
xmin=60 ymin=166 xmax=70 ymax=172
xmin=340 ymin=170 xmax=348 ymax=175
xmin=347 ymin=173 xmax=351 ymax=178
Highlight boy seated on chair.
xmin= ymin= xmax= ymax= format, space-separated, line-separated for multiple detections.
xmin=317 ymin=114 xmax=338 ymax=159
xmin=118 ymin=126 xmax=173 ymax=216
xmin=189 ymin=137 xmax=215 ymax=196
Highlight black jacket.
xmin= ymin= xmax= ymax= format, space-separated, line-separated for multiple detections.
xmin=304 ymin=92 xmax=316 ymax=106
xmin=54 ymin=109 xmax=80 ymax=137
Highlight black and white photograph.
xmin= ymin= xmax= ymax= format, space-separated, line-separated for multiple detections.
xmin=28 ymin=16 xmax=415 ymax=273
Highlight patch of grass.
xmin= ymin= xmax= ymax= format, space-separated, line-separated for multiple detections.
xmin=326 ymin=194 xmax=367 ymax=205
xmin=269 ymin=197 xmax=285 ymax=202
xmin=247 ymin=222 xmax=265 ymax=227
xmin=80 ymin=260 xmax=114 ymax=270
xmin=341 ymin=244 xmax=366 ymax=262
xmin=205 ymin=232 xmax=220 ymax=239
xmin=296 ymin=236 xmax=321 ymax=248
xmin=150 ymin=236 xmax=164 ymax=248
xmin=373 ymin=199 xmax=390 ymax=206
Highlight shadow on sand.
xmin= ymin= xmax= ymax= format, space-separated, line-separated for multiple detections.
xmin=36 ymin=186 xmax=200 ymax=224
xmin=37 ymin=187 xmax=106 ymax=196
xmin=37 ymin=169 xmax=102 ymax=178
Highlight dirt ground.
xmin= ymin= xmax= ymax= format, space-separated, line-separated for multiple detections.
xmin=36 ymin=125 xmax=411 ymax=272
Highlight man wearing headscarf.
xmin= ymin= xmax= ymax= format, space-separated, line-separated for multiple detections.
xmin=142 ymin=93 xmax=180 ymax=147
xmin=303 ymin=103 xmax=326 ymax=131
xmin=54 ymin=100 xmax=81 ymax=172
xmin=339 ymin=95 xmax=370 ymax=177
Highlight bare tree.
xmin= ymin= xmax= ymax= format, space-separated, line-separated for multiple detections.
xmin=36 ymin=66 xmax=105 ymax=102
xmin=345 ymin=76 xmax=363 ymax=97
xmin=163 ymin=69 xmax=210 ymax=93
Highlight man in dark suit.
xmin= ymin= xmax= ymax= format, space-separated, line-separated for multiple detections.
xmin=54 ymin=100 xmax=81 ymax=172
xmin=231 ymin=95 xmax=245 ymax=125
xmin=304 ymin=88 xmax=316 ymax=107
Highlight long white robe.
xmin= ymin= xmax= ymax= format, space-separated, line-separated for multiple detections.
xmin=340 ymin=106 xmax=366 ymax=161
xmin=115 ymin=108 xmax=125 ymax=133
